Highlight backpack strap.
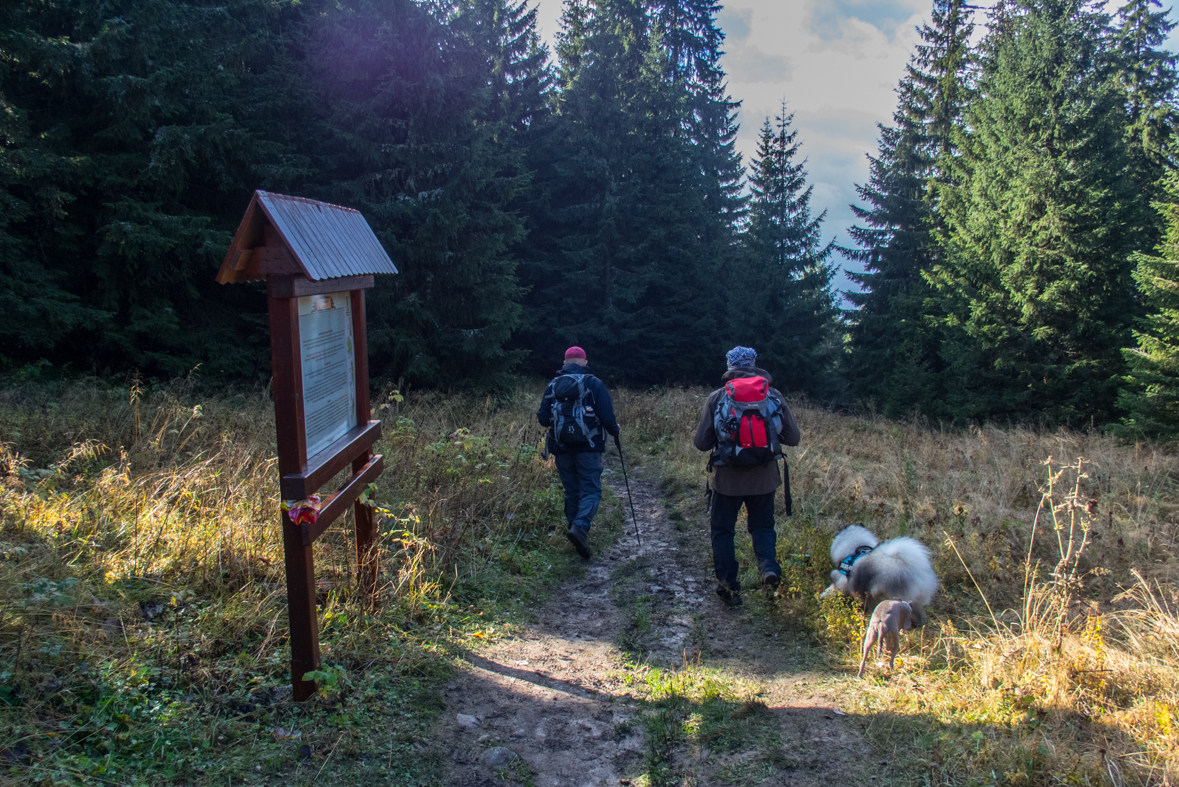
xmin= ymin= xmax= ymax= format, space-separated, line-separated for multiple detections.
xmin=755 ymin=387 xmax=785 ymax=456
xmin=708 ymin=389 xmax=730 ymax=468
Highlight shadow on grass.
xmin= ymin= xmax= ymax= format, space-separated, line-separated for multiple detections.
xmin=0 ymin=512 xmax=618 ymax=787
xmin=438 ymin=650 xmax=1161 ymax=787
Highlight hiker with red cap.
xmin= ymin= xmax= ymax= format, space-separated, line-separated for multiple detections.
xmin=694 ymin=346 xmax=800 ymax=607
xmin=537 ymin=346 xmax=619 ymax=559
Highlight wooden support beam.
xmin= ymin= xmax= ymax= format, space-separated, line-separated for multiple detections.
xmin=231 ymin=249 xmax=253 ymax=271
xmin=355 ymin=469 xmax=378 ymax=604
xmin=269 ymin=291 xmax=318 ymax=701
xmin=351 ymin=289 xmax=379 ymax=605
xmin=268 ymin=274 xmax=375 ymax=299
xmin=280 ymin=420 xmax=382 ymax=499
xmin=248 ymin=246 xmax=302 ymax=276
xmin=305 ymin=454 xmax=383 ymax=544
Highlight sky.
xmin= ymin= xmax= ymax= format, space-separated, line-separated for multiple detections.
xmin=528 ymin=0 xmax=1179 ymax=296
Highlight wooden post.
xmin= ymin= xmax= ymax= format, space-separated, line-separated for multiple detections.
xmin=351 ymin=289 xmax=378 ymax=604
xmin=268 ymin=292 xmax=320 ymax=701
xmin=281 ymin=509 xmax=321 ymax=701
xmin=353 ymin=463 xmax=377 ymax=604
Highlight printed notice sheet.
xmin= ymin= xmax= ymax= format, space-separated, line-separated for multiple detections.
xmin=298 ymin=292 xmax=357 ymax=460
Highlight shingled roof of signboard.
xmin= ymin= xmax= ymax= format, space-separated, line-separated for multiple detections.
xmin=216 ymin=190 xmax=399 ymax=284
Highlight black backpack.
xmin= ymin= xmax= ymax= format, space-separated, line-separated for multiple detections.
xmin=549 ymin=374 xmax=601 ymax=449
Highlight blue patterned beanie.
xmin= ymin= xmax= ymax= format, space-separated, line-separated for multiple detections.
xmin=726 ymin=346 xmax=757 ymax=370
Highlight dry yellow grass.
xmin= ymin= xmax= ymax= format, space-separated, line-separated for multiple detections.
xmin=2 ymin=378 xmax=1177 ymax=784
xmin=0 ymin=378 xmax=575 ymax=785
xmin=615 ymin=387 xmax=1179 ymax=784
xmin=0 ymin=379 xmax=560 ymax=607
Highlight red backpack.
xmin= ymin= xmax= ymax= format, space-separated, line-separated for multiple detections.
xmin=709 ymin=376 xmax=784 ymax=468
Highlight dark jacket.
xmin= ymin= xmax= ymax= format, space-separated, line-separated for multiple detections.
xmin=693 ymin=367 xmax=800 ymax=497
xmin=537 ymin=363 xmax=619 ymax=454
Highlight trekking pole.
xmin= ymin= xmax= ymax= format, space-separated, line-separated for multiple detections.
xmin=613 ymin=433 xmax=642 ymax=549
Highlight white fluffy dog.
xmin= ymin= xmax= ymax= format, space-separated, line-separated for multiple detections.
xmin=820 ymin=525 xmax=938 ymax=626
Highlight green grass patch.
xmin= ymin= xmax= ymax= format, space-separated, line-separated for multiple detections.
xmin=611 ymin=556 xmax=655 ymax=660
xmin=621 ymin=664 xmax=776 ymax=787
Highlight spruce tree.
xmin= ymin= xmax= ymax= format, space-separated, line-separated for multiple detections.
xmin=555 ymin=0 xmax=593 ymax=85
xmin=931 ymin=0 xmax=1137 ymax=422
xmin=738 ymin=107 xmax=841 ymax=397
xmin=0 ymin=0 xmax=297 ymax=377
xmin=844 ymin=80 xmax=943 ymax=416
xmin=1116 ymin=1 xmax=1176 ymax=178
xmin=654 ymin=0 xmax=746 ymax=226
xmin=308 ymin=0 xmax=532 ymax=389
xmin=1119 ymin=169 xmax=1179 ymax=438
xmin=0 ymin=6 xmax=105 ymax=363
xmin=517 ymin=0 xmax=725 ymax=384
xmin=0 ymin=0 xmax=544 ymax=387
xmin=1114 ymin=0 xmax=1177 ymax=248
xmin=845 ymin=0 xmax=973 ymax=417
xmin=919 ymin=0 xmax=977 ymax=184
xmin=454 ymin=0 xmax=552 ymax=134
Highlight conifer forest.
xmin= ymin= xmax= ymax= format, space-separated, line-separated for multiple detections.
xmin=2 ymin=0 xmax=1172 ymax=434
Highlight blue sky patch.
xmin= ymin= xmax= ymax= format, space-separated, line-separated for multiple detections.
xmin=807 ymin=0 xmax=921 ymax=42
xmin=717 ymin=7 xmax=753 ymax=42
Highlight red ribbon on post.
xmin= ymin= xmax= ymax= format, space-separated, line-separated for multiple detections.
xmin=282 ymin=495 xmax=322 ymax=526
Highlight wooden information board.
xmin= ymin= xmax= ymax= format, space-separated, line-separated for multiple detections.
xmin=217 ymin=191 xmax=397 ymax=700
xmin=299 ymin=292 xmax=357 ymax=457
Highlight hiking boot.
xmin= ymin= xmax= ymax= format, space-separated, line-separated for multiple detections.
xmin=716 ymin=586 xmax=743 ymax=608
xmin=761 ymin=570 xmax=780 ymax=590
xmin=565 ymin=528 xmax=591 ymax=559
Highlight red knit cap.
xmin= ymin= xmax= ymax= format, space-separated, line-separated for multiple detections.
xmin=564 ymin=346 xmax=586 ymax=360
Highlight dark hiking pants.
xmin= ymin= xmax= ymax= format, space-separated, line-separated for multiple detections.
xmin=555 ymin=451 xmax=603 ymax=533
xmin=710 ymin=490 xmax=780 ymax=591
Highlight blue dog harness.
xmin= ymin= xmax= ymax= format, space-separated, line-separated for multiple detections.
xmin=837 ymin=545 xmax=874 ymax=576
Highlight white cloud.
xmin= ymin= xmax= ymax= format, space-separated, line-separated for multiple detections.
xmin=717 ymin=6 xmax=752 ymax=41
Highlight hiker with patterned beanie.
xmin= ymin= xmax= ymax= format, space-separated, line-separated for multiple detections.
xmin=694 ymin=346 xmax=800 ymax=607
xmin=537 ymin=347 xmax=619 ymax=559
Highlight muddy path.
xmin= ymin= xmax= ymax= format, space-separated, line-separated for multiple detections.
xmin=438 ymin=463 xmax=879 ymax=787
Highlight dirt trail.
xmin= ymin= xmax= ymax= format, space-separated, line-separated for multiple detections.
xmin=439 ymin=465 xmax=876 ymax=786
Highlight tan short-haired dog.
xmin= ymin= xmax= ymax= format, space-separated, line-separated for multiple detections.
xmin=858 ymin=600 xmax=913 ymax=677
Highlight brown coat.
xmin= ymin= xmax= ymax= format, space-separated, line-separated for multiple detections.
xmin=693 ymin=367 xmax=801 ymax=497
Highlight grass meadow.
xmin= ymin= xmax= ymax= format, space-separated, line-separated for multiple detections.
xmin=615 ymin=387 xmax=1179 ymax=785
xmin=0 ymin=377 xmax=618 ymax=786
xmin=0 ymin=378 xmax=1176 ymax=785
